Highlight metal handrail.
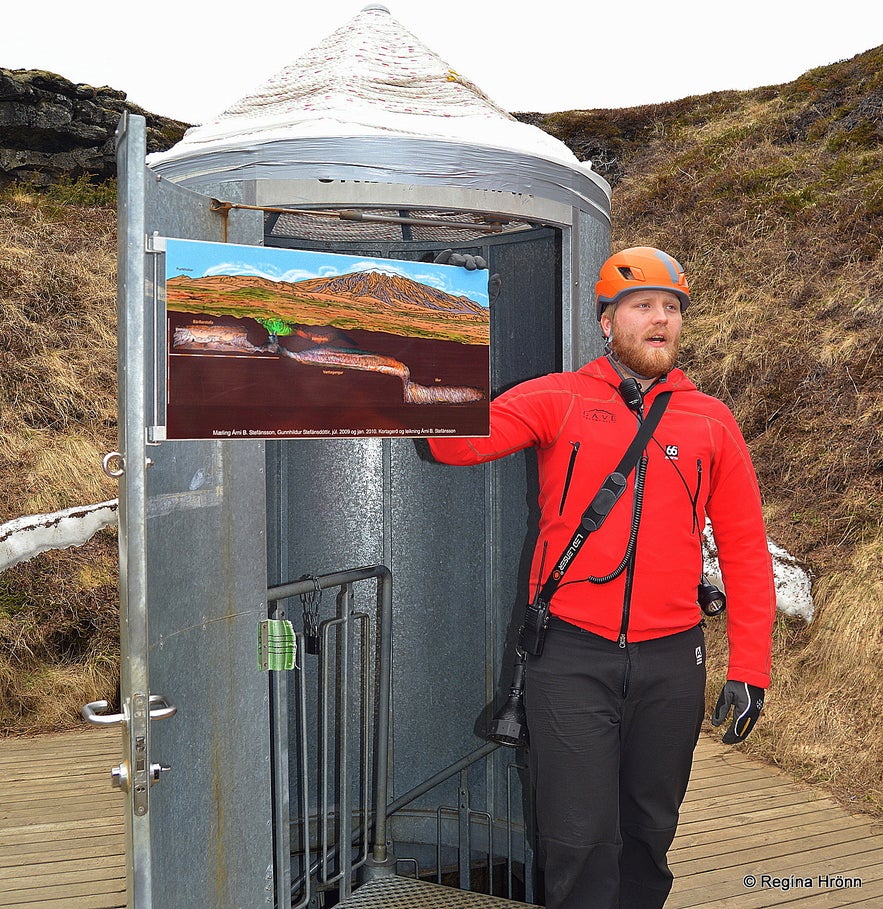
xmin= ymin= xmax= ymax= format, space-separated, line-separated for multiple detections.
xmin=268 ymin=566 xmax=392 ymax=904
xmin=268 ymin=566 xmax=532 ymax=903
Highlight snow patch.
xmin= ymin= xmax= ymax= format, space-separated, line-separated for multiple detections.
xmin=0 ymin=500 xmax=119 ymax=573
xmin=703 ymin=521 xmax=814 ymax=623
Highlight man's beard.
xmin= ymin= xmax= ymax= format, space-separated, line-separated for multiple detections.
xmin=610 ymin=331 xmax=679 ymax=379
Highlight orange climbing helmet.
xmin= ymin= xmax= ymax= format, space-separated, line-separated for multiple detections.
xmin=595 ymin=247 xmax=690 ymax=321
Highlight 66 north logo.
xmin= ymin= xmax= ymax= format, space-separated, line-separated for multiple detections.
xmin=664 ymin=444 xmax=679 ymax=460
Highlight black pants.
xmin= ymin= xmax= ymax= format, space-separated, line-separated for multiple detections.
xmin=524 ymin=618 xmax=706 ymax=909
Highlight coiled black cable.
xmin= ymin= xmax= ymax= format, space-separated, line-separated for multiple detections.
xmin=559 ymin=453 xmax=648 ymax=588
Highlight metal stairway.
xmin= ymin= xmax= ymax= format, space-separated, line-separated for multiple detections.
xmin=336 ymin=876 xmax=539 ymax=908
xmin=271 ymin=568 xmax=538 ymax=909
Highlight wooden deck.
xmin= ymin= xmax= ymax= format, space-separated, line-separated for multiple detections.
xmin=671 ymin=740 xmax=883 ymax=907
xmin=0 ymin=727 xmax=125 ymax=909
xmin=1 ymin=728 xmax=881 ymax=908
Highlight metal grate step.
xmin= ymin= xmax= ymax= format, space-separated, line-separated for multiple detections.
xmin=335 ymin=876 xmax=540 ymax=908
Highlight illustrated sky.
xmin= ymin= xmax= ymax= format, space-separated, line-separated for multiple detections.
xmin=162 ymin=238 xmax=492 ymax=306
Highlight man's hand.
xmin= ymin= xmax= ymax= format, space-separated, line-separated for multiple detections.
xmin=711 ymin=680 xmax=765 ymax=744
xmin=434 ymin=248 xmax=487 ymax=270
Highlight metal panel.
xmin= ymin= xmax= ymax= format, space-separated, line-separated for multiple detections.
xmin=116 ymin=113 xmax=274 ymax=909
xmin=264 ymin=229 xmax=563 ymax=880
xmin=144 ymin=443 xmax=272 ymax=909
xmin=149 ymin=136 xmax=611 ymax=221
xmin=387 ymin=440 xmax=488 ymax=804
xmin=573 ymin=208 xmax=610 ymax=369
xmin=116 ymin=109 xmax=152 ymax=908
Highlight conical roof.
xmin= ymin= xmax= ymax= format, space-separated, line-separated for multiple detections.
xmin=148 ymin=4 xmax=594 ymax=174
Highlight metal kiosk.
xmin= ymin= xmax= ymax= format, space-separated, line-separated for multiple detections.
xmin=90 ymin=8 xmax=611 ymax=907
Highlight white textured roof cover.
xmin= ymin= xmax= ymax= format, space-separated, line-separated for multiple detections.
xmin=147 ymin=4 xmax=592 ymax=174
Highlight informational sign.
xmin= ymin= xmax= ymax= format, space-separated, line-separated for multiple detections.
xmin=156 ymin=238 xmax=491 ymax=440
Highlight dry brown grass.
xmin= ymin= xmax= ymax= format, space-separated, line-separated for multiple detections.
xmin=0 ymin=185 xmax=118 ymax=521
xmin=596 ymin=48 xmax=883 ymax=815
xmin=0 ymin=184 xmax=119 ymax=734
xmin=0 ymin=531 xmax=120 ymax=734
xmin=704 ymin=539 xmax=883 ymax=815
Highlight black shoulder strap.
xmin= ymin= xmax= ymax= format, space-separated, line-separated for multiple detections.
xmin=537 ymin=391 xmax=672 ymax=603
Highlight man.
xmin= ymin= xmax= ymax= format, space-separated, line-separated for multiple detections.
xmin=428 ymin=247 xmax=775 ymax=909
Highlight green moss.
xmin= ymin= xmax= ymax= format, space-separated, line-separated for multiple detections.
xmin=0 ymin=581 xmax=28 ymax=619
xmin=827 ymin=119 xmax=880 ymax=151
xmin=44 ymin=175 xmax=117 ymax=207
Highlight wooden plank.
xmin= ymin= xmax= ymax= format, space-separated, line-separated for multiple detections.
xmin=0 ymin=821 xmax=123 ymax=851
xmin=0 ymin=839 xmax=124 ymax=871
xmin=0 ymin=727 xmax=125 ymax=909
xmin=2 ymin=892 xmax=126 ymax=909
xmin=1 ymin=728 xmax=882 ymax=909
xmin=0 ymin=800 xmax=122 ymax=826
xmin=669 ymin=871 xmax=883 ymax=909
xmin=673 ymin=806 xmax=850 ymax=852
xmin=669 ymin=736 xmax=883 ymax=908
xmin=0 ymin=823 xmax=122 ymax=846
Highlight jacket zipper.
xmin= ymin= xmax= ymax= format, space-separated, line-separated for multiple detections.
xmin=558 ymin=441 xmax=581 ymax=515
xmin=619 ymin=555 xmax=636 ymax=649
xmin=618 ymin=458 xmax=645 ymax=650
xmin=619 ymin=551 xmax=637 ymax=694
xmin=692 ymin=459 xmax=703 ymax=533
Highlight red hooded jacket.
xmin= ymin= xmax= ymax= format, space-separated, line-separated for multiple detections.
xmin=429 ymin=356 xmax=775 ymax=688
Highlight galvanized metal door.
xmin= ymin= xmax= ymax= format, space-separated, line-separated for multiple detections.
xmin=112 ymin=113 xmax=274 ymax=908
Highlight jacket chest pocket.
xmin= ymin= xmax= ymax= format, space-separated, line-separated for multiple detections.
xmin=654 ymin=449 xmax=707 ymax=533
xmin=558 ymin=441 xmax=581 ymax=515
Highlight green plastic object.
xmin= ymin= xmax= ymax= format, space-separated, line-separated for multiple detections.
xmin=258 ymin=619 xmax=297 ymax=671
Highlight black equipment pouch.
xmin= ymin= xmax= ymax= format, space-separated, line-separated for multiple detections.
xmin=518 ymin=597 xmax=551 ymax=656
xmin=581 ymin=471 xmax=628 ymax=532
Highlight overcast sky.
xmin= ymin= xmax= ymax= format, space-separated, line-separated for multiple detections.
xmin=3 ymin=1 xmax=880 ymax=125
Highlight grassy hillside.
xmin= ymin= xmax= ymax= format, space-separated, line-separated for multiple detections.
xmin=526 ymin=46 xmax=883 ymax=581
xmin=1 ymin=48 xmax=881 ymax=813
xmin=527 ymin=45 xmax=883 ymax=813
xmin=0 ymin=181 xmax=120 ymax=729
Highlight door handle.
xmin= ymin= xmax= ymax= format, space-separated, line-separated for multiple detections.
xmin=82 ymin=695 xmax=177 ymax=808
xmin=81 ymin=695 xmax=177 ymax=726
xmin=81 ymin=699 xmax=125 ymax=726
xmin=146 ymin=694 xmax=177 ymax=720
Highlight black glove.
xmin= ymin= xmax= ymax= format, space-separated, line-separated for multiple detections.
xmin=434 ymin=248 xmax=487 ymax=270
xmin=711 ymin=680 xmax=765 ymax=744
xmin=434 ymin=249 xmax=502 ymax=303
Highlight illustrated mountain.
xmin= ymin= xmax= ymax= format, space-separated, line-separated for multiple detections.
xmin=166 ymin=269 xmax=490 ymax=345
xmin=293 ymin=271 xmax=487 ymax=316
